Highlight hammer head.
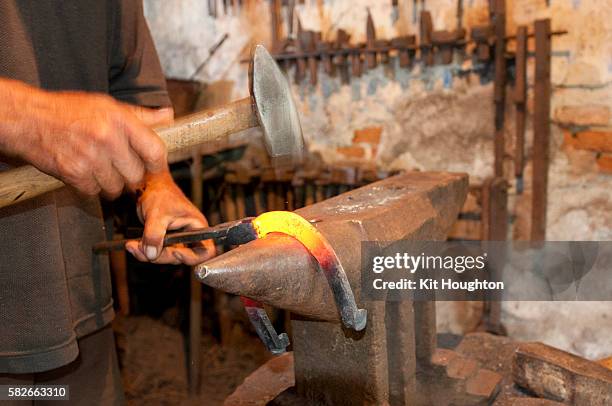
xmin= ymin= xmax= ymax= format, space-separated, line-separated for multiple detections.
xmin=250 ymin=45 xmax=305 ymax=166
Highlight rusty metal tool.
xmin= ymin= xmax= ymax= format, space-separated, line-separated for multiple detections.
xmin=334 ymin=29 xmax=351 ymax=84
xmin=301 ymin=30 xmax=319 ymax=86
xmin=287 ymin=0 xmax=296 ymax=36
xmin=471 ymin=25 xmax=494 ymax=62
xmin=317 ymin=41 xmax=334 ymax=76
xmin=0 ymin=45 xmax=304 ymax=209
xmin=420 ymin=10 xmax=434 ymax=66
xmin=513 ymin=342 xmax=612 ymax=405
xmin=365 ymin=10 xmax=377 ymax=70
xmin=377 ymin=39 xmax=391 ymax=65
xmin=431 ymin=29 xmax=465 ymax=64
xmin=241 ymin=297 xmax=289 ymax=354
xmin=294 ymin=18 xmax=308 ymax=82
xmin=391 ymin=35 xmax=416 ymax=68
xmin=457 ymin=0 xmax=463 ymax=31
xmin=92 ymin=217 xmax=257 ymax=253
xmin=351 ymin=45 xmax=363 ymax=77
xmin=514 ymin=25 xmax=528 ymax=193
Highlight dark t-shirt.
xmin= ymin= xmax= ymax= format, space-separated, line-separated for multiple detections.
xmin=0 ymin=0 xmax=170 ymax=373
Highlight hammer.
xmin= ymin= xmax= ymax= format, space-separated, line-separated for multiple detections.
xmin=0 ymin=45 xmax=304 ymax=209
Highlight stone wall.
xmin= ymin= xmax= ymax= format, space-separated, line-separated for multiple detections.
xmin=143 ymin=0 xmax=612 ymax=359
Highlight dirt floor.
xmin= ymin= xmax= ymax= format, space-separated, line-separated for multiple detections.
xmin=118 ymin=315 xmax=272 ymax=405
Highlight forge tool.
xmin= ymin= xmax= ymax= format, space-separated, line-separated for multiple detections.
xmin=95 ymin=211 xmax=367 ymax=354
xmin=0 ymin=45 xmax=304 ymax=209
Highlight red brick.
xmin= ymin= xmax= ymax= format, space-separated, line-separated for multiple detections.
xmin=465 ymin=369 xmax=502 ymax=398
xmin=337 ymin=146 xmax=365 ymax=159
xmin=596 ymin=153 xmax=612 ymax=173
xmin=446 ymin=356 xmax=479 ymax=379
xmin=564 ymin=131 xmax=612 ymax=153
xmin=353 ymin=127 xmax=382 ymax=145
xmin=555 ymin=105 xmax=611 ymax=126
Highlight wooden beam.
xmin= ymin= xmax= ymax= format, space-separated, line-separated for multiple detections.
xmin=493 ymin=0 xmax=507 ymax=177
xmin=514 ymin=26 xmax=528 ymax=185
xmin=530 ymin=19 xmax=551 ymax=241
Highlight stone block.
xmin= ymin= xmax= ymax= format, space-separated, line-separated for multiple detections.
xmin=554 ymin=105 xmax=611 ymax=127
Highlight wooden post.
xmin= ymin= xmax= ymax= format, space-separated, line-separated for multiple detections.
xmin=479 ymin=177 xmax=508 ymax=335
xmin=514 ymin=26 xmax=528 ymax=187
xmin=189 ymin=152 xmax=203 ymax=396
xmin=530 ymin=19 xmax=551 ymax=241
xmin=493 ymin=0 xmax=506 ymax=177
xmin=110 ymin=234 xmax=130 ymax=317
xmin=270 ymin=0 xmax=283 ymax=52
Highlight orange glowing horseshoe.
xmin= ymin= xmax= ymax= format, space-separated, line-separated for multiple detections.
xmin=252 ymin=211 xmax=367 ymax=331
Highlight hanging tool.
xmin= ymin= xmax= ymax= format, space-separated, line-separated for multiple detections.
xmin=457 ymin=0 xmax=464 ymax=31
xmin=365 ymin=9 xmax=377 ymax=70
xmin=302 ymin=31 xmax=319 ymax=85
xmin=295 ymin=17 xmax=308 ymax=82
xmin=391 ymin=35 xmax=416 ymax=68
xmin=471 ymin=25 xmax=495 ymax=62
xmin=208 ymin=0 xmax=217 ymax=17
xmin=0 ymin=45 xmax=305 ymax=209
xmin=287 ymin=0 xmax=296 ymax=37
xmin=431 ymin=28 xmax=465 ymax=65
xmin=420 ymin=11 xmax=434 ymax=66
xmin=412 ymin=0 xmax=419 ymax=23
xmin=318 ymin=41 xmax=335 ymax=76
xmin=352 ymin=44 xmax=363 ymax=77
xmin=334 ymin=29 xmax=351 ymax=84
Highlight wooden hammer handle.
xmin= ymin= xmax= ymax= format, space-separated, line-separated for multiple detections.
xmin=0 ymin=97 xmax=257 ymax=209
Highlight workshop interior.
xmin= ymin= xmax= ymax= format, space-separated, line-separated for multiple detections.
xmin=1 ymin=0 xmax=611 ymax=405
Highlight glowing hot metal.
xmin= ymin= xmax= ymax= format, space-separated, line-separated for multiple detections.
xmin=252 ymin=211 xmax=367 ymax=331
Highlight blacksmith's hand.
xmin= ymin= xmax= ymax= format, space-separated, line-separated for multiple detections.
xmin=125 ymin=171 xmax=216 ymax=265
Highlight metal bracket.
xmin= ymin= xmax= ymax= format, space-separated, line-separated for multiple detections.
xmin=241 ymin=297 xmax=290 ymax=355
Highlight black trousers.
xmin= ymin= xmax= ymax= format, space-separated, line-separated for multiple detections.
xmin=0 ymin=325 xmax=124 ymax=405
